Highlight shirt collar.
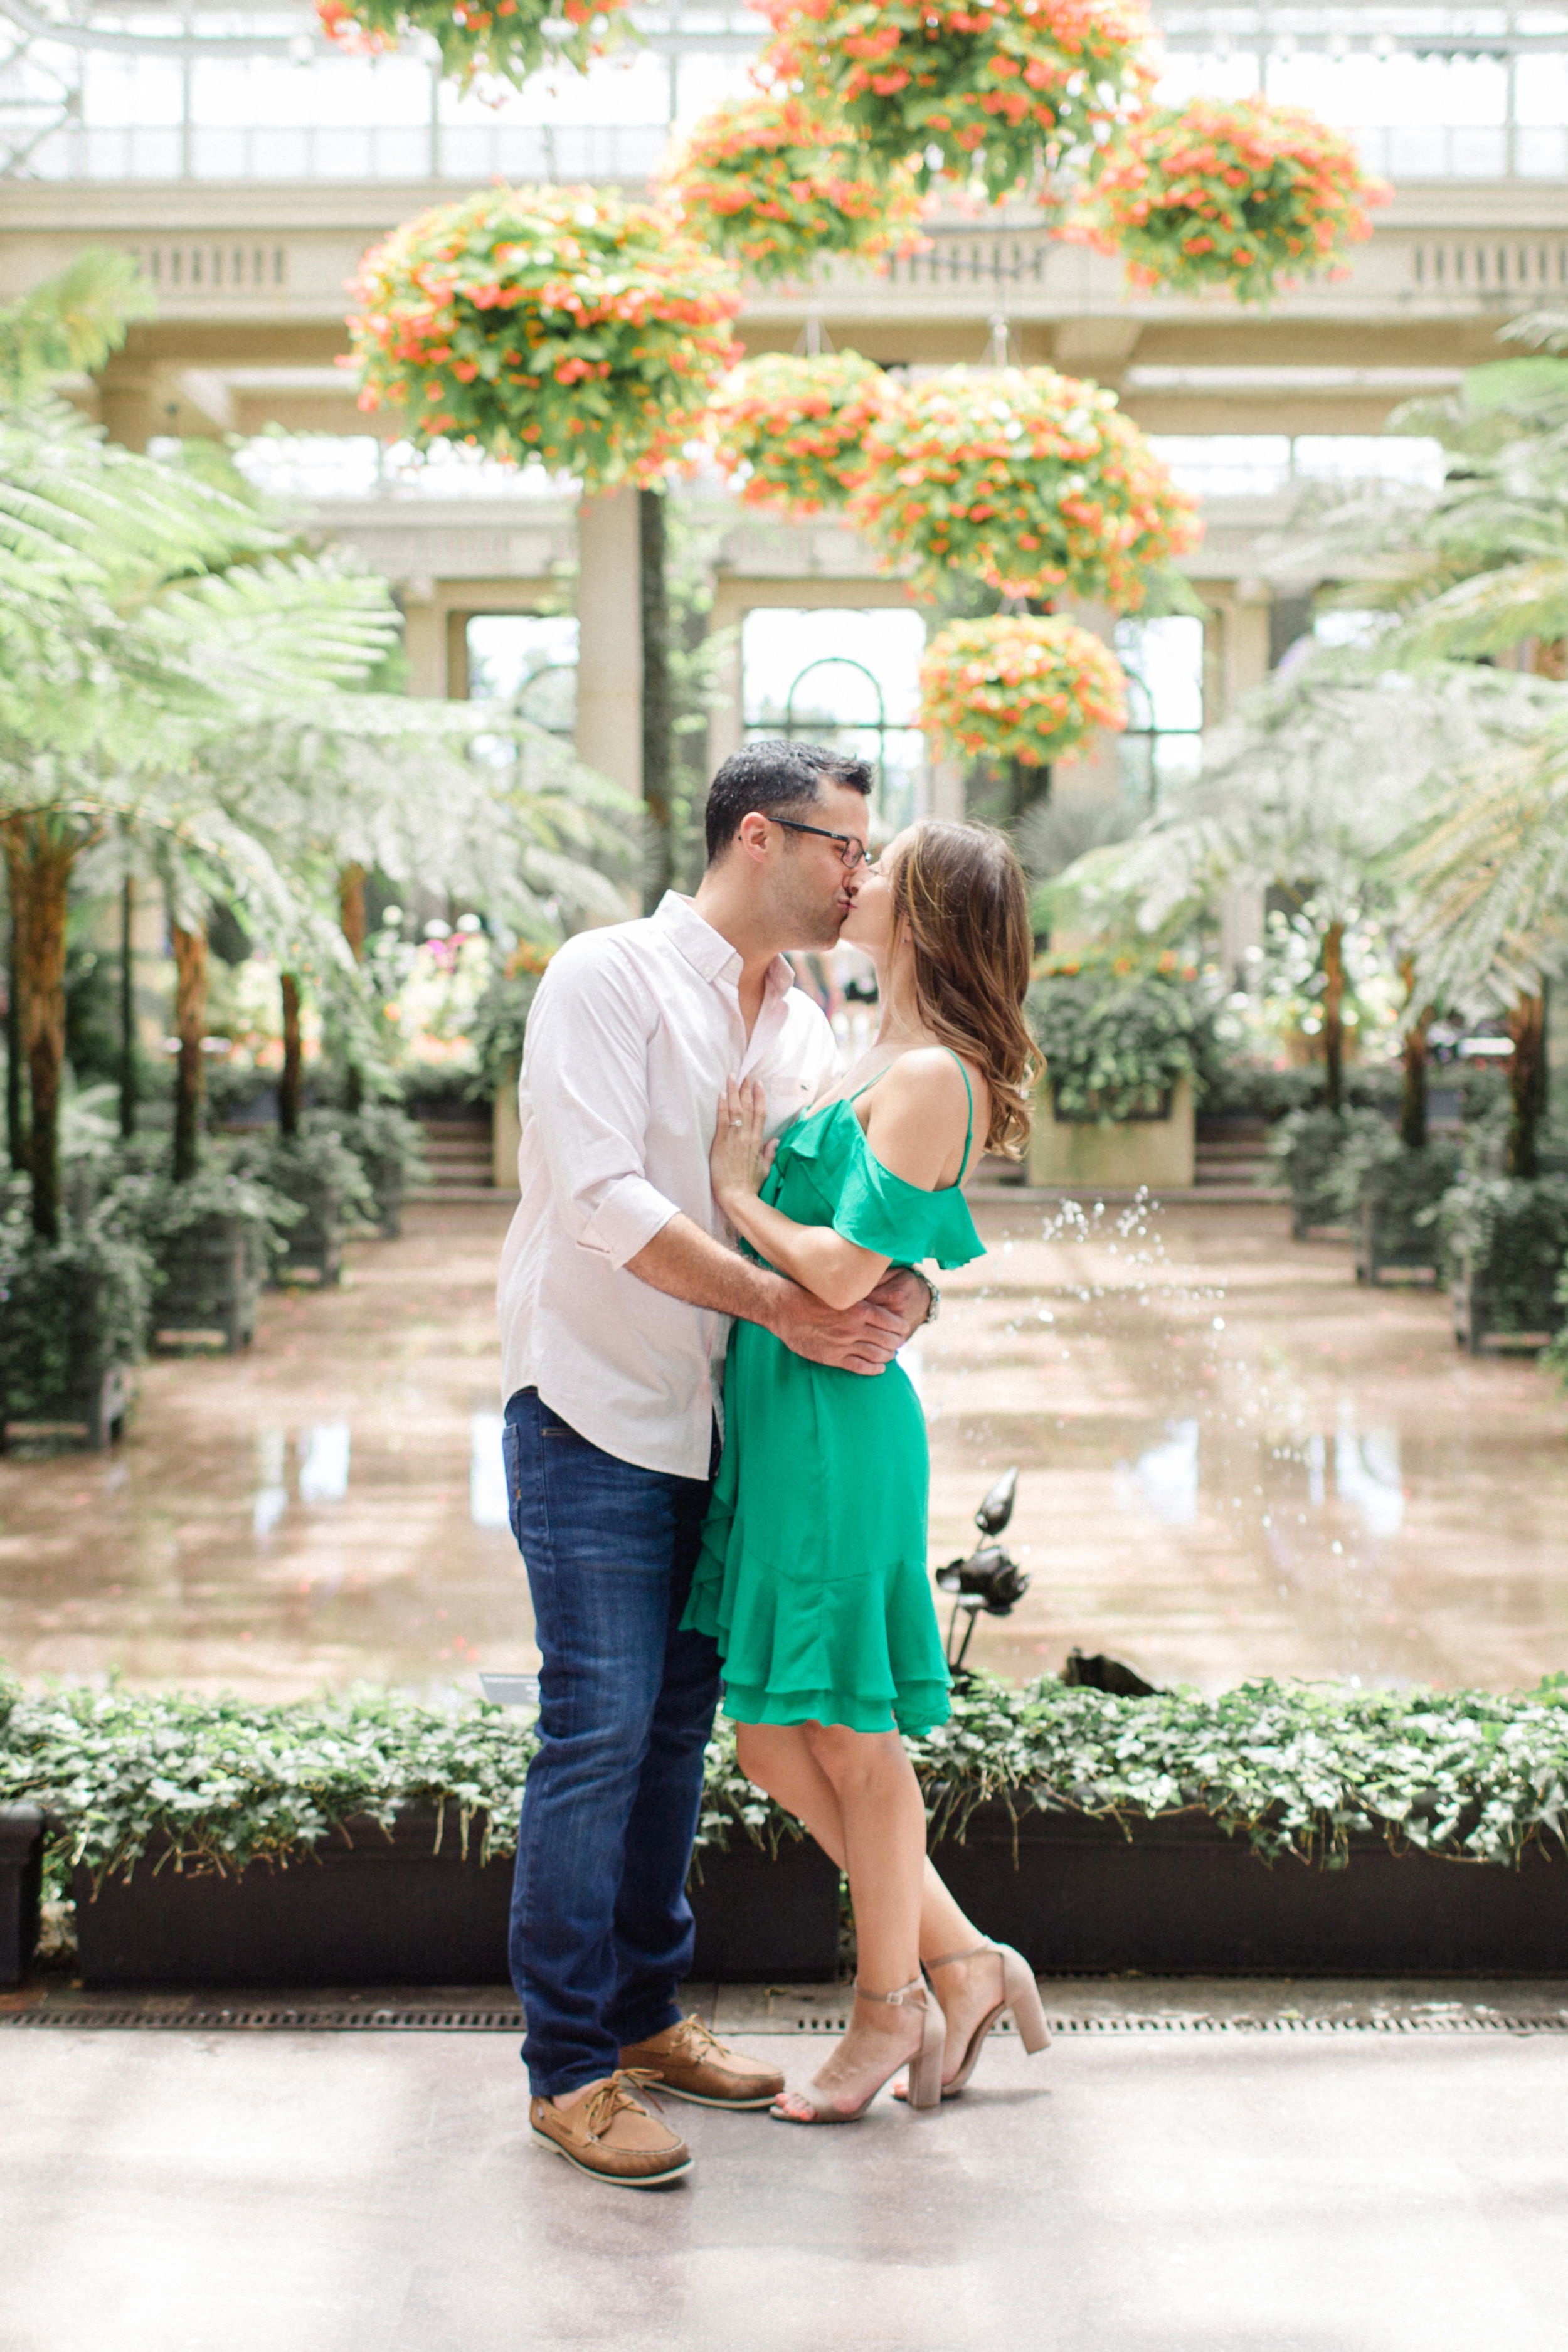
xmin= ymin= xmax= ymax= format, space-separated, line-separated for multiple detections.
xmin=652 ymin=892 xmax=796 ymax=1001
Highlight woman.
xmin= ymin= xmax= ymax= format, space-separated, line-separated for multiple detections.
xmin=684 ymin=817 xmax=1051 ymax=2123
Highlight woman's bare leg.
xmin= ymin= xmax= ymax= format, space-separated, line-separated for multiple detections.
xmin=737 ymin=1722 xmax=1019 ymax=2087
xmin=732 ymin=1722 xmax=926 ymax=2116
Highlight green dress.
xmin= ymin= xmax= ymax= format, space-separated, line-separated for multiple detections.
xmin=682 ymin=1056 xmax=985 ymax=1736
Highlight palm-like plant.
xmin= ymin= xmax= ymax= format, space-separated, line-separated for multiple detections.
xmin=0 ymin=259 xmax=630 ymax=1239
xmin=1067 ymin=329 xmax=1568 ymax=1170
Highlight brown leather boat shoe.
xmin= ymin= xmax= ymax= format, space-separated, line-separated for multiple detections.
xmin=618 ymin=2013 xmax=786 ymax=2109
xmin=530 ymin=2070 xmax=692 ymax=2187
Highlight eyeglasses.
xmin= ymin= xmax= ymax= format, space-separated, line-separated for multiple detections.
xmin=773 ymin=817 xmax=871 ymax=871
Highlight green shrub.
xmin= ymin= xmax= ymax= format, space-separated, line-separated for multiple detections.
xmin=1439 ymin=1173 xmax=1568 ymax=1333
xmin=1269 ymin=1106 xmax=1387 ymax=1229
xmin=6 ymin=1672 xmax=1568 ymax=1889
xmin=1325 ymin=1125 xmax=1461 ymax=1232
xmin=231 ymin=1121 xmax=376 ymax=1228
xmin=320 ymin=1103 xmax=427 ymax=1229
xmin=0 ymin=1215 xmax=151 ymax=1415
xmin=1027 ymin=964 xmax=1219 ymax=1123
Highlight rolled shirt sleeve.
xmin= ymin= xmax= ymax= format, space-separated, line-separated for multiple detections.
xmin=523 ymin=940 xmax=682 ymax=1270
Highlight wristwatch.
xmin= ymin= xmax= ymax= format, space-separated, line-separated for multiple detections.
xmin=896 ymin=1265 xmax=940 ymax=1326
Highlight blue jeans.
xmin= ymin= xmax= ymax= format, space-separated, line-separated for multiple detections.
xmin=502 ymin=1388 xmax=721 ymax=2098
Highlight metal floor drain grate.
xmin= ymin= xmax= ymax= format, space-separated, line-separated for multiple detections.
xmin=5 ymin=2005 xmax=1568 ymax=2035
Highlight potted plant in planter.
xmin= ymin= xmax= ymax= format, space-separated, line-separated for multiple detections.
xmin=0 ymin=1209 xmax=149 ymax=1448
xmin=329 ymin=1100 xmax=428 ymax=1239
xmin=0 ymin=1683 xmax=839 ymax=1987
xmin=1327 ymin=1117 xmax=1461 ymax=1285
xmin=1439 ymin=1171 xmax=1568 ymax=1353
xmin=231 ymin=1118 xmax=375 ymax=1288
xmin=103 ymin=1153 xmax=297 ymax=1353
xmin=1025 ymin=955 xmax=1215 ymax=1190
xmin=11 ymin=1671 xmax=1568 ymax=1986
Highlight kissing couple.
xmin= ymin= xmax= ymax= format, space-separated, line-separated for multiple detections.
xmin=497 ymin=738 xmax=1049 ymax=2187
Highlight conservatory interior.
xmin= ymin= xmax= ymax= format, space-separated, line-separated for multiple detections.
xmin=3 ymin=6 xmax=1568 ymax=2339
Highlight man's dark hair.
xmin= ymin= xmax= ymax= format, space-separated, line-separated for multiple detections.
xmin=704 ymin=739 xmax=874 ymax=864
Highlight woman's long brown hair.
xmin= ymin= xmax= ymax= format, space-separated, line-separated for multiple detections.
xmin=888 ymin=818 xmax=1037 ymax=1158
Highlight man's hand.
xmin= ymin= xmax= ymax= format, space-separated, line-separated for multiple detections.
xmin=869 ymin=1265 xmax=933 ymax=1337
xmin=765 ymin=1281 xmax=906 ymax=1375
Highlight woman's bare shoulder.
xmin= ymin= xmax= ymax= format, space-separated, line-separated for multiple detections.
xmin=883 ymin=1044 xmax=988 ymax=1113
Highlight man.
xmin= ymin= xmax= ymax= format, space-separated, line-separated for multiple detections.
xmin=497 ymin=740 xmax=933 ymax=2188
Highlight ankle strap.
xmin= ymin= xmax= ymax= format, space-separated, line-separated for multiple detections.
xmin=923 ymin=1944 xmax=995 ymax=1971
xmin=854 ymin=1975 xmax=926 ymax=2006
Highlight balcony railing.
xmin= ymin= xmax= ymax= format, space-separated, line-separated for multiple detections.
xmin=18 ymin=119 xmax=672 ymax=182
xmin=13 ymin=115 xmax=1568 ymax=186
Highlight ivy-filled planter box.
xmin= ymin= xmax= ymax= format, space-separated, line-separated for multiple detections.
xmin=1443 ymin=1175 xmax=1568 ymax=1355
xmin=1355 ymin=1200 xmax=1436 ymax=1285
xmin=1 ymin=1803 xmax=44 ymax=1985
xmin=0 ymin=1241 xmax=143 ymax=1451
xmin=1027 ymin=1076 xmax=1195 ymax=1192
xmin=929 ymin=1803 xmax=1568 ymax=1976
xmin=152 ymin=1214 xmax=264 ymax=1353
xmin=69 ymin=1812 xmax=839 ymax=1989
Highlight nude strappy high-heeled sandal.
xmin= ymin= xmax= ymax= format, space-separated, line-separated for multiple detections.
xmin=924 ymin=1942 xmax=1051 ymax=2096
xmin=770 ymin=1975 xmax=946 ymax=2123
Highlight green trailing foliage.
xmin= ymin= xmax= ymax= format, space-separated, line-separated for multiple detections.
xmin=1437 ymin=1172 xmax=1568 ymax=1334
xmin=231 ymin=1118 xmax=377 ymax=1231
xmin=1268 ymin=1104 xmax=1386 ymax=1228
xmin=0 ymin=1212 xmax=151 ymax=1416
xmin=6 ymin=1672 xmax=1568 ymax=1897
xmin=1026 ymin=962 xmax=1220 ymax=1124
xmin=1324 ymin=1123 xmax=1462 ymax=1235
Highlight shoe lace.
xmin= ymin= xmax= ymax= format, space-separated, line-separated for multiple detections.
xmin=669 ymin=2013 xmax=727 ymax=2060
xmin=581 ymin=2069 xmax=661 ymax=2143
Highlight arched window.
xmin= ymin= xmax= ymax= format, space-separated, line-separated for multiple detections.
xmin=1113 ymin=615 xmax=1204 ymax=812
xmin=742 ymin=607 xmax=926 ymax=831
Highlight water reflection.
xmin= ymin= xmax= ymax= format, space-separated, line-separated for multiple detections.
xmin=298 ymin=1422 xmax=351 ymax=1505
xmin=252 ymin=1429 xmax=288 ymax=1540
xmin=1117 ymin=1419 xmax=1199 ymax=1527
xmin=925 ymin=1196 xmax=1568 ymax=1693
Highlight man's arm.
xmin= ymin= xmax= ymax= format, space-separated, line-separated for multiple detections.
xmin=625 ymin=1216 xmax=913 ymax=1375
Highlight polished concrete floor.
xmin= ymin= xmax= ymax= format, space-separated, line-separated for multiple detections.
xmin=4 ymin=1196 xmax=1568 ymax=1697
xmin=5 ymin=2011 xmax=1568 ymax=2352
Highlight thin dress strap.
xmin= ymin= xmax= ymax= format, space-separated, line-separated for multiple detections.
xmin=841 ymin=1054 xmax=974 ymax=1183
xmin=946 ymin=1049 xmax=975 ymax=1182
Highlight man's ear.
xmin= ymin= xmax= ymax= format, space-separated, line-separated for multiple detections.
xmin=734 ymin=811 xmax=772 ymax=866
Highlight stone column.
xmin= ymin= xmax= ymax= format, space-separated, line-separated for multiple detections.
xmin=397 ymin=581 xmax=445 ymax=698
xmin=575 ymin=488 xmax=643 ymax=798
xmin=97 ymin=369 xmax=161 ymax=452
xmin=930 ymin=760 xmax=967 ymax=820
xmin=1056 ymin=600 xmax=1122 ymax=813
xmin=705 ymin=619 xmax=745 ymax=787
xmin=1214 ymin=593 xmax=1271 ymax=977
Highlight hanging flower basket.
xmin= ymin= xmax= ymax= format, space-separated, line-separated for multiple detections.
xmin=317 ymin=0 xmax=630 ymax=90
xmin=849 ymin=366 xmax=1199 ymax=608
xmin=709 ymin=352 xmax=891 ymax=517
xmin=346 ymin=184 xmax=743 ymax=493
xmin=1087 ymin=97 xmax=1388 ymax=303
xmin=663 ymin=92 xmax=928 ymax=283
xmin=760 ymin=0 xmax=1152 ymax=204
xmin=921 ymin=613 xmax=1127 ymax=768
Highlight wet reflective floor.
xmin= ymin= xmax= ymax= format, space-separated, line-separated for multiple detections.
xmin=3 ymin=1197 xmax=1567 ymax=1698
xmin=926 ymin=1195 xmax=1568 ymax=1692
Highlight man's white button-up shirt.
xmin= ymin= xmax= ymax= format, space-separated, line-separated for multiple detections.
xmin=497 ymin=892 xmax=840 ymax=1479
